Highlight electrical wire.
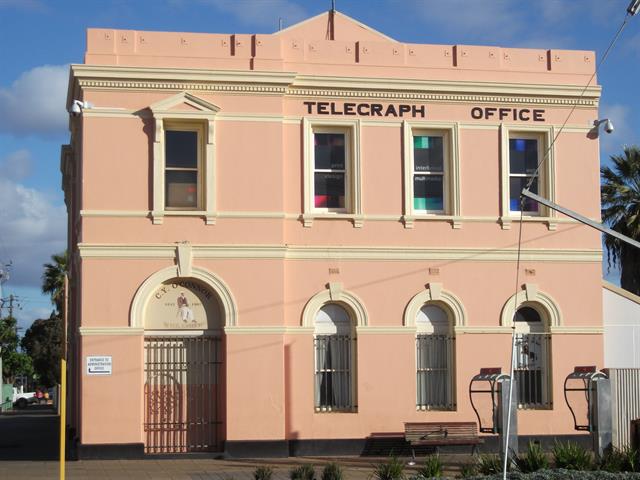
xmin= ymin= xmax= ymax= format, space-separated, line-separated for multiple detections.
xmin=502 ymin=8 xmax=636 ymax=480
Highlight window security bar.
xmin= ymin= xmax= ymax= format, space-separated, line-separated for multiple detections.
xmin=514 ymin=333 xmax=552 ymax=409
xmin=314 ymin=335 xmax=354 ymax=411
xmin=416 ymin=335 xmax=455 ymax=410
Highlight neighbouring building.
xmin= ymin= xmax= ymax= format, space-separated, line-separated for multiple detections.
xmin=62 ymin=10 xmax=604 ymax=458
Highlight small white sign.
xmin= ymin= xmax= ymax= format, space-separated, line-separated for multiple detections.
xmin=86 ymin=356 xmax=112 ymax=376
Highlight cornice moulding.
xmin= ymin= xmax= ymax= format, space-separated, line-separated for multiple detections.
xmin=77 ymin=243 xmax=602 ymax=263
xmin=79 ymin=327 xmax=144 ymax=336
xmin=71 ymin=65 xmax=601 ymax=106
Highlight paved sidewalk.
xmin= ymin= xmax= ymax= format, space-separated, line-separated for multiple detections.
xmin=0 ymin=455 xmax=466 ymax=480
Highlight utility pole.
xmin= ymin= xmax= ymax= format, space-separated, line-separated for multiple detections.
xmin=8 ymin=295 xmax=14 ymax=319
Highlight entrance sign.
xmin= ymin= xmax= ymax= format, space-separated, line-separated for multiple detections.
xmin=86 ymin=356 xmax=112 ymax=375
xmin=146 ymin=278 xmax=220 ymax=330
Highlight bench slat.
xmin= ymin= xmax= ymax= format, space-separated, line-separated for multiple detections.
xmin=404 ymin=422 xmax=482 ymax=447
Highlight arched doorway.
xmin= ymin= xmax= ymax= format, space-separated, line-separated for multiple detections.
xmin=142 ymin=277 xmax=224 ymax=453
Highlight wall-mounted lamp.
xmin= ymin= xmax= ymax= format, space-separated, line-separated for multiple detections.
xmin=69 ymin=99 xmax=94 ymax=117
xmin=594 ymin=118 xmax=614 ymax=134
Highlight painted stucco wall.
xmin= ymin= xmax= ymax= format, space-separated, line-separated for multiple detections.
xmin=63 ymin=10 xmax=603 ymax=450
xmin=603 ymin=282 xmax=640 ymax=368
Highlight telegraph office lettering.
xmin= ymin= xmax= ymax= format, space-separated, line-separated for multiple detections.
xmin=304 ymin=101 xmax=426 ymax=118
xmin=470 ymin=106 xmax=545 ymax=122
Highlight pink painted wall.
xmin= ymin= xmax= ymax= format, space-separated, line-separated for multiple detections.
xmin=67 ymin=10 xmax=604 ymax=449
xmin=81 ymin=335 xmax=144 ymax=444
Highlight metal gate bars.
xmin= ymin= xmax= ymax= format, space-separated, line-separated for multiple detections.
xmin=144 ymin=336 xmax=222 ymax=454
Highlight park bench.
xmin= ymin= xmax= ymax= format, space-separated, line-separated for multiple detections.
xmin=404 ymin=421 xmax=483 ymax=455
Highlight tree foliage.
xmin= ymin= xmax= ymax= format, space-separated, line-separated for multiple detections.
xmin=601 ymin=146 xmax=640 ymax=295
xmin=0 ymin=315 xmax=33 ymax=384
xmin=42 ymin=251 xmax=67 ymax=315
xmin=18 ymin=251 xmax=67 ymax=386
xmin=21 ymin=315 xmax=61 ymax=387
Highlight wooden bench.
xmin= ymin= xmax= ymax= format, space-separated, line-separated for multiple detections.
xmin=404 ymin=422 xmax=483 ymax=455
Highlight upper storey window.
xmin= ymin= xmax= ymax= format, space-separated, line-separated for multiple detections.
xmin=314 ymin=131 xmax=348 ymax=211
xmin=303 ymin=119 xmax=362 ymax=227
xmin=500 ymin=125 xmax=555 ymax=228
xmin=402 ymin=122 xmax=460 ymax=228
xmin=149 ymin=92 xmax=220 ymax=225
xmin=508 ymin=136 xmax=541 ymax=215
xmin=413 ymin=134 xmax=445 ymax=213
xmin=165 ymin=125 xmax=202 ymax=210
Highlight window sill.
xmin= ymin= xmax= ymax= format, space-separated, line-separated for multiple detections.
xmin=151 ymin=210 xmax=216 ymax=225
xmin=302 ymin=213 xmax=364 ymax=228
xmin=402 ymin=215 xmax=462 ymax=229
xmin=499 ymin=216 xmax=557 ymax=231
xmin=416 ymin=406 xmax=457 ymax=412
xmin=314 ymin=407 xmax=358 ymax=413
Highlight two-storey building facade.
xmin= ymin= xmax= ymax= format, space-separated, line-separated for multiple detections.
xmin=62 ymin=10 xmax=604 ymax=458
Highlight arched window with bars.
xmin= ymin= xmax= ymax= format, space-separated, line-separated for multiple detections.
xmin=514 ymin=305 xmax=552 ymax=409
xmin=416 ymin=303 xmax=455 ymax=410
xmin=314 ymin=303 xmax=357 ymax=412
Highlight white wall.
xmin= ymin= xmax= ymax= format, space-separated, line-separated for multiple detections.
xmin=603 ymin=282 xmax=640 ymax=368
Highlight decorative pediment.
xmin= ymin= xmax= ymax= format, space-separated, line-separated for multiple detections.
xmin=149 ymin=91 xmax=220 ymax=116
xmin=274 ymin=10 xmax=395 ymax=43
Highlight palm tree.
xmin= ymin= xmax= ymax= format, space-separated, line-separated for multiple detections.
xmin=42 ymin=251 xmax=68 ymax=314
xmin=601 ymin=146 xmax=640 ymax=295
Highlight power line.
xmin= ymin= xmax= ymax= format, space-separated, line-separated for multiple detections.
xmin=502 ymin=4 xmax=639 ymax=478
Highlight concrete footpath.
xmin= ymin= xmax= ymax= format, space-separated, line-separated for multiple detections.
xmin=0 ymin=456 xmax=465 ymax=480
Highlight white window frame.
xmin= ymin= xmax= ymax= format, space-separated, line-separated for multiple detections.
xmin=402 ymin=121 xmax=461 ymax=229
xmin=500 ymin=125 xmax=556 ymax=229
xmin=149 ymin=92 xmax=219 ymax=225
xmin=163 ymin=121 xmax=204 ymax=212
xmin=302 ymin=118 xmax=362 ymax=227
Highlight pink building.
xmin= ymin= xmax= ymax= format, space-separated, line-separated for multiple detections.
xmin=62 ymin=10 xmax=603 ymax=458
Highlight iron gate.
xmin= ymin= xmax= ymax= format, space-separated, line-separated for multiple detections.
xmin=144 ymin=336 xmax=222 ymax=453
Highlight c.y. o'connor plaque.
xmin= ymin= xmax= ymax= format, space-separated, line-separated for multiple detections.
xmin=146 ymin=278 xmax=220 ymax=330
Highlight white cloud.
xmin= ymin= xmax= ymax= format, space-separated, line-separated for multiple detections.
xmin=0 ymin=149 xmax=32 ymax=180
xmin=0 ymin=178 xmax=66 ymax=290
xmin=201 ymin=0 xmax=308 ymax=29
xmin=0 ymin=64 xmax=69 ymax=138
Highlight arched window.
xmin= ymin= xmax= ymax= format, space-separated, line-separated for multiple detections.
xmin=416 ymin=304 xmax=455 ymax=410
xmin=314 ymin=303 xmax=356 ymax=412
xmin=514 ymin=304 xmax=551 ymax=409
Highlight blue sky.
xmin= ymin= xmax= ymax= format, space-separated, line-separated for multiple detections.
xmin=0 ymin=0 xmax=638 ymax=331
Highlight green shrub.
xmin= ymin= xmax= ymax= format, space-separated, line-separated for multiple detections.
xmin=467 ymin=469 xmax=640 ymax=479
xmin=291 ymin=464 xmax=316 ymax=480
xmin=476 ymin=454 xmax=507 ymax=475
xmin=416 ymin=455 xmax=443 ymax=478
xmin=321 ymin=463 xmax=344 ymax=480
xmin=599 ymin=445 xmax=640 ymax=473
xmin=514 ymin=441 xmax=549 ymax=473
xmin=254 ymin=466 xmax=274 ymax=480
xmin=552 ymin=440 xmax=594 ymax=470
xmin=458 ymin=462 xmax=477 ymax=478
xmin=371 ymin=456 xmax=406 ymax=480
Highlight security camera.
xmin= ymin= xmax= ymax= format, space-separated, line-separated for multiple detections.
xmin=69 ymin=100 xmax=93 ymax=117
xmin=594 ymin=118 xmax=614 ymax=135
xmin=69 ymin=101 xmax=82 ymax=117
xmin=604 ymin=119 xmax=614 ymax=134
